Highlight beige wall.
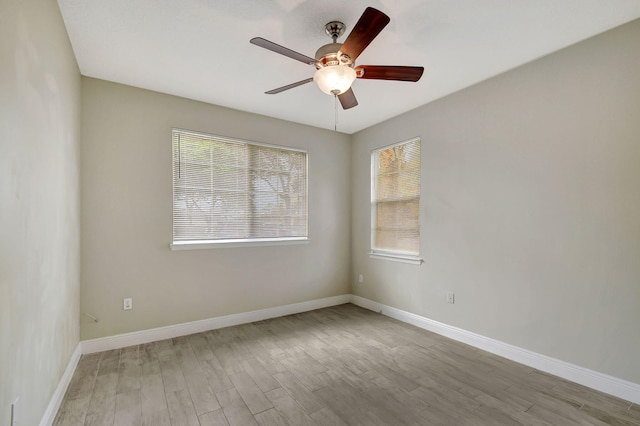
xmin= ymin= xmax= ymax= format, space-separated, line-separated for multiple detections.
xmin=351 ymin=19 xmax=640 ymax=383
xmin=0 ymin=0 xmax=81 ymax=425
xmin=3 ymin=4 xmax=638 ymax=419
xmin=80 ymin=78 xmax=351 ymax=341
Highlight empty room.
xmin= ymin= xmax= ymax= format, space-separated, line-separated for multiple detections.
xmin=2 ymin=1 xmax=640 ymax=425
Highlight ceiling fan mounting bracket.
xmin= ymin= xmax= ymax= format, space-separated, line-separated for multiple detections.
xmin=324 ymin=21 xmax=346 ymax=42
xmin=339 ymin=53 xmax=352 ymax=63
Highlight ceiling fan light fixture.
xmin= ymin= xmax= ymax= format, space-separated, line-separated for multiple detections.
xmin=313 ymin=65 xmax=356 ymax=95
xmin=251 ymin=7 xmax=421 ymax=110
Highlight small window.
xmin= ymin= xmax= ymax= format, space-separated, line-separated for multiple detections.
xmin=171 ymin=129 xmax=307 ymax=247
xmin=371 ymin=137 xmax=421 ymax=260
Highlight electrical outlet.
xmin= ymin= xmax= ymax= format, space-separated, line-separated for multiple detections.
xmin=358 ymin=274 xmax=364 ymax=283
xmin=11 ymin=398 xmax=18 ymax=426
xmin=446 ymin=292 xmax=455 ymax=304
xmin=123 ymin=298 xmax=133 ymax=310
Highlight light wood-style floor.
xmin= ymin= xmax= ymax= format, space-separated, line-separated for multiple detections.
xmin=54 ymin=304 xmax=639 ymax=425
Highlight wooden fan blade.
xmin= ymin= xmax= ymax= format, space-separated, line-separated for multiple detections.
xmin=339 ymin=7 xmax=390 ymax=62
xmin=265 ymin=78 xmax=314 ymax=94
xmin=338 ymin=88 xmax=358 ymax=109
xmin=250 ymin=37 xmax=317 ymax=65
xmin=355 ymin=65 xmax=424 ymax=82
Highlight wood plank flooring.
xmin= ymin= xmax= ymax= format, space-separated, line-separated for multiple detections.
xmin=54 ymin=304 xmax=640 ymax=425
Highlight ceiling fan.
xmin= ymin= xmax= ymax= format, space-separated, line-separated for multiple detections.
xmin=250 ymin=7 xmax=424 ymax=110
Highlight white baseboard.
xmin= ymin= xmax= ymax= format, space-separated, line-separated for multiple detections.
xmin=48 ymin=292 xmax=637 ymax=426
xmin=350 ymin=295 xmax=640 ymax=404
xmin=39 ymin=343 xmax=82 ymax=426
xmin=82 ymin=294 xmax=351 ymax=354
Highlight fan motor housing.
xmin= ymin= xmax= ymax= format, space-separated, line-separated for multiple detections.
xmin=315 ymin=43 xmax=353 ymax=68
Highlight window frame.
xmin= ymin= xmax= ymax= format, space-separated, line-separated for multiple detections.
xmin=369 ymin=137 xmax=423 ymax=265
xmin=169 ymin=128 xmax=309 ymax=250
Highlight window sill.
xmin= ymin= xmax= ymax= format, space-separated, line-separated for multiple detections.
xmin=170 ymin=237 xmax=309 ymax=251
xmin=369 ymin=251 xmax=424 ymax=265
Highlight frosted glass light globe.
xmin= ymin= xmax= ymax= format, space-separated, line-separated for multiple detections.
xmin=313 ymin=65 xmax=357 ymax=95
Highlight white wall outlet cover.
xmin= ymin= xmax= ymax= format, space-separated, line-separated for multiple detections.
xmin=123 ymin=298 xmax=133 ymax=310
xmin=446 ymin=292 xmax=455 ymax=304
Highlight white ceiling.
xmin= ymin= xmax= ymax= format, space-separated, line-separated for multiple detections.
xmin=58 ymin=0 xmax=640 ymax=134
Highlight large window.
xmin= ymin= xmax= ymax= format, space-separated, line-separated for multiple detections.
xmin=171 ymin=129 xmax=307 ymax=247
xmin=371 ymin=137 xmax=421 ymax=261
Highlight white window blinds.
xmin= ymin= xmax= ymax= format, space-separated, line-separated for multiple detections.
xmin=172 ymin=129 xmax=308 ymax=243
xmin=371 ymin=138 xmax=421 ymax=255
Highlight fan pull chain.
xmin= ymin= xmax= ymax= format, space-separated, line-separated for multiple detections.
xmin=334 ymin=94 xmax=338 ymax=132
